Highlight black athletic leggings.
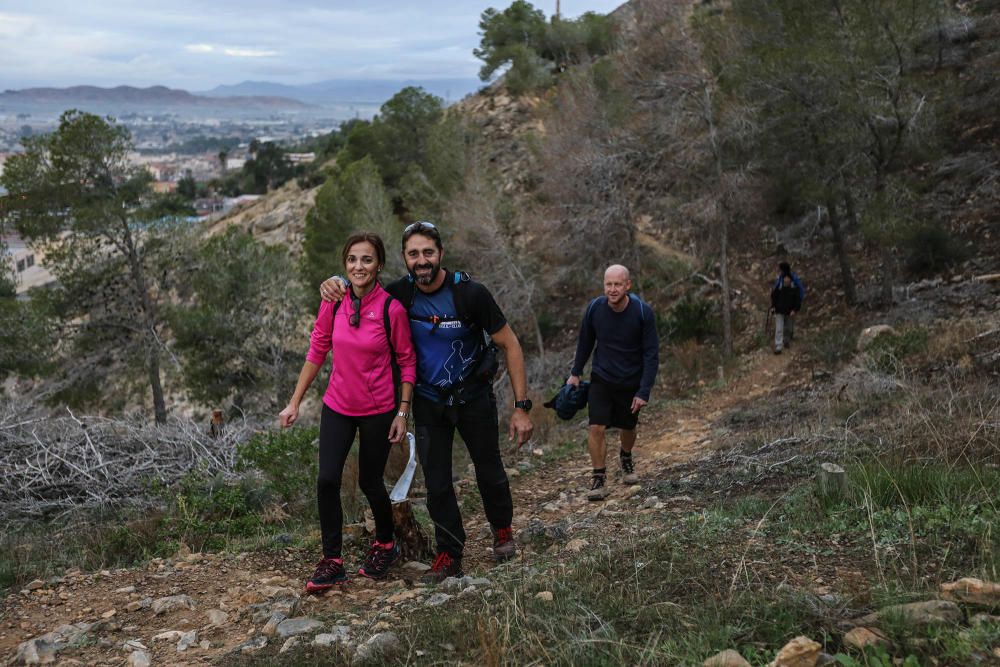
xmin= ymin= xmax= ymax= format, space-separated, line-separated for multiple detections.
xmin=317 ymin=404 xmax=396 ymax=558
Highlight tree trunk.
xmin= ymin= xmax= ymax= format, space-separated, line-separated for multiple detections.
xmin=702 ymin=84 xmax=733 ymax=356
xmin=148 ymin=344 xmax=167 ymax=424
xmin=121 ymin=218 xmax=168 ymax=424
xmin=843 ymin=191 xmax=859 ymax=231
xmin=720 ymin=216 xmax=733 ymax=357
xmin=878 ymin=252 xmax=897 ymax=308
xmin=391 ymin=500 xmax=433 ymax=562
xmin=532 ymin=314 xmax=546 ymax=362
xmin=826 ymin=198 xmax=858 ymax=305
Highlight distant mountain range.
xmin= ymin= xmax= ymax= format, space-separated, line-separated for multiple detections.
xmin=0 ymin=85 xmax=308 ymax=111
xmin=0 ymin=80 xmax=484 ymax=122
xmin=200 ymin=78 xmax=483 ymax=106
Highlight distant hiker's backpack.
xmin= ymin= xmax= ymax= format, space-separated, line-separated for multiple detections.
xmin=773 ymin=272 xmax=805 ymax=302
xmin=332 ymin=290 xmax=402 ymax=404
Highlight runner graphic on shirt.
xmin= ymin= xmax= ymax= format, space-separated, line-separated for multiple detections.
xmin=438 ymin=339 xmax=477 ymax=387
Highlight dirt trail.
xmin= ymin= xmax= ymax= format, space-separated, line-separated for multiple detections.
xmin=642 ymin=346 xmax=797 ymax=466
xmin=1 ymin=346 xmax=800 ymax=666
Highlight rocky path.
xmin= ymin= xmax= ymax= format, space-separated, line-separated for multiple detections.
xmin=1 ymin=347 xmax=802 ymax=666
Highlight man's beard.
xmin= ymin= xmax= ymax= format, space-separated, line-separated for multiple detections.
xmin=410 ymin=262 xmax=440 ymax=285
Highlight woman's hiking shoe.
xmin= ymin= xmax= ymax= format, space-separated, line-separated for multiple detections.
xmin=620 ymin=454 xmax=638 ymax=485
xmin=420 ymin=552 xmax=463 ymax=584
xmin=358 ymin=541 xmax=400 ymax=580
xmin=491 ymin=526 xmax=517 ymax=562
xmin=587 ymin=473 xmax=609 ymax=501
xmin=305 ymin=557 xmax=347 ymax=593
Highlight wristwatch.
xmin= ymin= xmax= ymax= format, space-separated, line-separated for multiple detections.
xmin=514 ymin=399 xmax=532 ymax=413
xmin=397 ymin=410 xmax=409 ymax=419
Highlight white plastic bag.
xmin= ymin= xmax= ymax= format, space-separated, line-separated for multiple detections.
xmin=389 ymin=432 xmax=417 ymax=503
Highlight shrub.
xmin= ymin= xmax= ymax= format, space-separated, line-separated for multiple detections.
xmin=665 ymin=295 xmax=716 ymax=342
xmin=157 ymin=473 xmax=270 ymax=552
xmin=865 ymin=327 xmax=929 ymax=373
xmin=505 ymin=43 xmax=555 ymax=94
xmin=238 ymin=427 xmax=319 ymax=510
xmin=806 ymin=322 xmax=863 ymax=368
xmin=904 ymin=224 xmax=969 ymax=276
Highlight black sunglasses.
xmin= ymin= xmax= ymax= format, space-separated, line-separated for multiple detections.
xmin=349 ymin=291 xmax=361 ymax=328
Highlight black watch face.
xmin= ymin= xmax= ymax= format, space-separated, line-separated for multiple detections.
xmin=516 ymin=399 xmax=533 ymax=412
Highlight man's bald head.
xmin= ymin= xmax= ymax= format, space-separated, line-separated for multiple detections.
xmin=603 ymin=264 xmax=632 ymax=310
xmin=604 ymin=264 xmax=630 ymax=282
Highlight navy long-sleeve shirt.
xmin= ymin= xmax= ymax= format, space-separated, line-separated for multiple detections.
xmin=571 ymin=294 xmax=659 ymax=400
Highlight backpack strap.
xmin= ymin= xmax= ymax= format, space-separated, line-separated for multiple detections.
xmin=629 ymin=293 xmax=648 ymax=323
xmin=450 ymin=271 xmax=475 ymax=328
xmin=382 ymin=294 xmax=402 ymax=407
xmin=584 ymin=296 xmax=606 ymax=328
xmin=401 ymin=275 xmax=417 ymax=310
xmin=331 ymin=299 xmax=341 ymax=329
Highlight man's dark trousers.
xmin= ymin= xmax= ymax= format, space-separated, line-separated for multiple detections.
xmin=413 ymin=389 xmax=514 ymax=558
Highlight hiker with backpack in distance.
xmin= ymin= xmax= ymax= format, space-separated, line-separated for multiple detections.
xmin=567 ymin=265 xmax=659 ymax=501
xmin=770 ymin=261 xmax=804 ymax=355
xmin=319 ymin=221 xmax=533 ymax=583
xmin=279 ymin=232 xmax=416 ymax=593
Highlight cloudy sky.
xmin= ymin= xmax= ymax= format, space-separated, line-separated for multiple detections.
xmin=0 ymin=1 xmax=625 ymax=91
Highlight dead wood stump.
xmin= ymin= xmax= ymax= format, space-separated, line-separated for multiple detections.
xmin=392 ymin=500 xmax=432 ymax=561
xmin=818 ymin=462 xmax=848 ymax=502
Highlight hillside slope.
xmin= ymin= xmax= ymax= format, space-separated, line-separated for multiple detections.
xmin=5 ymin=1 xmax=1000 ymax=664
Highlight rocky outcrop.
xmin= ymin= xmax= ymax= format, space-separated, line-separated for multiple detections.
xmin=941 ymin=577 xmax=1000 ymax=606
xmin=205 ymin=179 xmax=319 ymax=251
xmin=704 ymin=649 xmax=752 ymax=667
xmin=454 ymin=87 xmax=545 ymax=197
xmin=768 ymin=636 xmax=821 ymax=667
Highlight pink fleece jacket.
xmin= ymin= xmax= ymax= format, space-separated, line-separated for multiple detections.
xmin=305 ymin=282 xmax=417 ymax=417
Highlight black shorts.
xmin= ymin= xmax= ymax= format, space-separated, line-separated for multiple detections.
xmin=588 ymin=375 xmax=640 ymax=430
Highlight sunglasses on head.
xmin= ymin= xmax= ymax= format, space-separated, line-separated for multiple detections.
xmin=403 ymin=221 xmax=437 ymax=233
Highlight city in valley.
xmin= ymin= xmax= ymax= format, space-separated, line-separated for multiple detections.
xmin=0 ymin=79 xmax=478 ymax=294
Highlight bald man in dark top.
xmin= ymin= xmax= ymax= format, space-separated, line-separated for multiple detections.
xmin=567 ymin=265 xmax=659 ymax=500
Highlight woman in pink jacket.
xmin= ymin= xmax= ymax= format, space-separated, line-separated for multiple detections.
xmin=279 ymin=232 xmax=416 ymax=591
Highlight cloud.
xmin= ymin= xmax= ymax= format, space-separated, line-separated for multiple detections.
xmin=0 ymin=1 xmax=626 ymax=89
xmin=0 ymin=12 xmax=35 ymax=39
xmin=222 ymin=48 xmax=279 ymax=58
xmin=184 ymin=44 xmax=280 ymax=58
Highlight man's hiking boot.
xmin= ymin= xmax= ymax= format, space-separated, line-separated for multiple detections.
xmin=774 ymin=347 xmax=783 ymax=355
xmin=620 ymin=454 xmax=638 ymax=485
xmin=305 ymin=557 xmax=346 ymax=593
xmin=491 ymin=526 xmax=517 ymax=562
xmin=358 ymin=541 xmax=400 ymax=580
xmin=421 ymin=552 xmax=463 ymax=584
xmin=587 ymin=473 xmax=610 ymax=501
